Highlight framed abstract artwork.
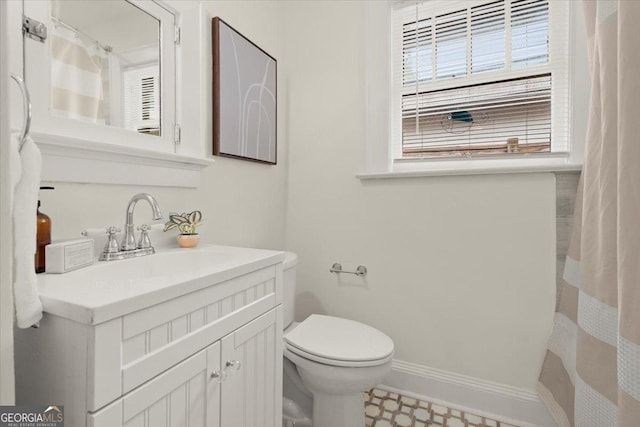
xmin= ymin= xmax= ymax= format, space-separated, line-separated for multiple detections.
xmin=212 ymin=17 xmax=277 ymax=164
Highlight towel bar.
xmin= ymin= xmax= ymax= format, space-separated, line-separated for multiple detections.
xmin=10 ymin=73 xmax=31 ymax=151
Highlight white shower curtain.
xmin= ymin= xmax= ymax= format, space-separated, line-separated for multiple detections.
xmin=537 ymin=1 xmax=640 ymax=426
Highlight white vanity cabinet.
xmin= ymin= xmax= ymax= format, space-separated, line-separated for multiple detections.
xmin=14 ymin=245 xmax=284 ymax=427
xmin=89 ymin=308 xmax=281 ymax=427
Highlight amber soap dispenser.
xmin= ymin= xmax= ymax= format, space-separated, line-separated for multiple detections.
xmin=36 ymin=186 xmax=54 ymax=273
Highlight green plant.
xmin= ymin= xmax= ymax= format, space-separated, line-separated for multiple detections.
xmin=163 ymin=210 xmax=203 ymax=235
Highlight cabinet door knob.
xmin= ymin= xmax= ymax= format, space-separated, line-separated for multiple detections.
xmin=225 ymin=360 xmax=241 ymax=371
xmin=210 ymin=370 xmax=227 ymax=383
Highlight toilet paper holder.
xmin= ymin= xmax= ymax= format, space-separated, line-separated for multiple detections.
xmin=330 ymin=263 xmax=367 ymax=277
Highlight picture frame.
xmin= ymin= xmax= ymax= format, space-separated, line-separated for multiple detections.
xmin=212 ymin=17 xmax=277 ymax=164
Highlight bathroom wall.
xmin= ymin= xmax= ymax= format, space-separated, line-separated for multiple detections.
xmin=555 ymin=172 xmax=581 ymax=306
xmin=19 ymin=1 xmax=288 ymax=250
xmin=283 ymin=1 xmax=559 ymax=391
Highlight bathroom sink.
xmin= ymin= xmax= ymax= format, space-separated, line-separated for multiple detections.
xmin=37 ymin=244 xmax=284 ymax=325
xmin=85 ymin=246 xmax=232 ymax=281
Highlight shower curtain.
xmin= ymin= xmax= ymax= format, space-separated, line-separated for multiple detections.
xmin=50 ymin=25 xmax=106 ymax=124
xmin=537 ymin=1 xmax=640 ymax=426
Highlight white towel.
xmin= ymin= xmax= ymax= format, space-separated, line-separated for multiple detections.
xmin=12 ymin=134 xmax=43 ymax=328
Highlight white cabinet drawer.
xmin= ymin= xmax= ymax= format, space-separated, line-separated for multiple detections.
xmin=89 ymin=264 xmax=281 ymax=411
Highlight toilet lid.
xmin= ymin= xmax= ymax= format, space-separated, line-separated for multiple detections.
xmin=284 ymin=315 xmax=394 ymax=366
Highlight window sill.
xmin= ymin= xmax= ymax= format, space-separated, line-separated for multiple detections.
xmin=357 ymin=156 xmax=582 ymax=180
xmin=33 ymin=131 xmax=214 ymax=188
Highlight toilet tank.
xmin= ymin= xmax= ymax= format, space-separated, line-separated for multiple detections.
xmin=282 ymin=252 xmax=297 ymax=329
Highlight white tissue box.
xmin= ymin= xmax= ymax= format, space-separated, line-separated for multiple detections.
xmin=45 ymin=239 xmax=94 ymax=274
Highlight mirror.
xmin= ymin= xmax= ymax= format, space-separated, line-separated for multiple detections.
xmin=49 ymin=0 xmax=161 ymax=136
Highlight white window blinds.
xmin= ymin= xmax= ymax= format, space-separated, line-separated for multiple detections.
xmin=123 ymin=66 xmax=160 ymax=136
xmin=393 ymin=0 xmax=569 ymax=159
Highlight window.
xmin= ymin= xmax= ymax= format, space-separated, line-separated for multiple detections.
xmin=392 ymin=0 xmax=569 ymax=161
xmin=123 ymin=66 xmax=160 ymax=136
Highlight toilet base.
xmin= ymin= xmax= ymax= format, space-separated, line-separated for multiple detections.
xmin=312 ymin=391 xmax=365 ymax=427
xmin=284 ymin=347 xmax=392 ymax=427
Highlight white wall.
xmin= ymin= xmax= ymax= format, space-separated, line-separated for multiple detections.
xmin=284 ymin=0 xmax=557 ymax=391
xmin=31 ymin=0 xmax=288 ymax=251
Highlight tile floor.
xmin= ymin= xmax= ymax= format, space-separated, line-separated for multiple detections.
xmin=364 ymin=388 xmax=520 ymax=427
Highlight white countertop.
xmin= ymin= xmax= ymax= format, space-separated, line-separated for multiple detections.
xmin=37 ymin=245 xmax=284 ymax=325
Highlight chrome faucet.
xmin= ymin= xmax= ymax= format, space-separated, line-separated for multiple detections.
xmin=121 ymin=193 xmax=163 ymax=251
xmin=99 ymin=193 xmax=163 ymax=262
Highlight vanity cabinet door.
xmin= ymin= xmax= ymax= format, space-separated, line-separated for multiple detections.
xmin=220 ymin=307 xmax=283 ymax=427
xmin=88 ymin=341 xmax=222 ymax=427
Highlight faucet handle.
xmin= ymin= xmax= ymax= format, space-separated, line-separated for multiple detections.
xmin=104 ymin=226 xmax=121 ymax=254
xmin=137 ymin=224 xmax=152 ymax=249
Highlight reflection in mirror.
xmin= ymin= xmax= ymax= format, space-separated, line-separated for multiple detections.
xmin=50 ymin=0 xmax=161 ymax=136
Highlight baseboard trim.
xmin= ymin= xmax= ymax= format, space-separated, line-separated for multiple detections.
xmin=382 ymin=360 xmax=558 ymax=427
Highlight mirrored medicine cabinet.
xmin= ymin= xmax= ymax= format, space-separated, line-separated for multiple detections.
xmin=49 ymin=0 xmax=161 ymax=136
xmin=20 ymin=0 xmax=209 ymax=187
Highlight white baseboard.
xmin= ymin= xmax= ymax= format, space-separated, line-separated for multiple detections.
xmin=381 ymin=360 xmax=558 ymax=427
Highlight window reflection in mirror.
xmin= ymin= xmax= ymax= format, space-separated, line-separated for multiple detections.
xmin=50 ymin=0 xmax=161 ymax=136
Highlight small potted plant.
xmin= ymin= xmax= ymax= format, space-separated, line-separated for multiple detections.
xmin=164 ymin=210 xmax=203 ymax=248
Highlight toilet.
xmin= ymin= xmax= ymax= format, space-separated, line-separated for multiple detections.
xmin=282 ymin=252 xmax=394 ymax=427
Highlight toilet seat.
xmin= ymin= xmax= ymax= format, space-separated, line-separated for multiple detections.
xmin=284 ymin=315 xmax=394 ymax=368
